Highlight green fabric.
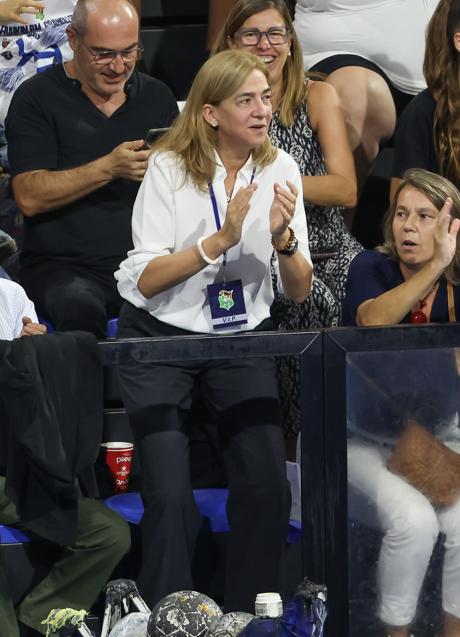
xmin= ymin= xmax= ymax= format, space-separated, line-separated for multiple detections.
xmin=0 ymin=559 xmax=20 ymax=637
xmin=0 ymin=478 xmax=130 ymax=635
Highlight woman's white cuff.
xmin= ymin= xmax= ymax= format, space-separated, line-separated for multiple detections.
xmin=197 ymin=236 xmax=219 ymax=265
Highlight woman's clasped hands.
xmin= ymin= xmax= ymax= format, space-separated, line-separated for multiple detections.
xmin=219 ymin=179 xmax=299 ymax=249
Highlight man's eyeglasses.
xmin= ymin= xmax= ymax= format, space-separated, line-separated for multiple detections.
xmin=233 ymin=27 xmax=291 ymax=47
xmin=75 ymin=30 xmax=143 ymax=65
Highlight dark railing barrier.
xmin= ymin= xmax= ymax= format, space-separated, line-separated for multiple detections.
xmin=99 ymin=323 xmax=460 ymax=636
xmin=98 ymin=330 xmax=320 ymax=365
xmin=321 ymin=322 xmax=460 ymax=637
xmin=99 ymin=328 xmax=323 ymax=594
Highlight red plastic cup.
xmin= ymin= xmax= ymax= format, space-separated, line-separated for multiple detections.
xmin=101 ymin=442 xmax=134 ymax=493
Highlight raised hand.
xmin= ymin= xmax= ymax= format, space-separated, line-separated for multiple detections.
xmin=269 ymin=180 xmax=298 ymax=239
xmin=432 ymin=198 xmax=460 ymax=270
xmin=0 ymin=1 xmax=45 ymax=25
xmin=219 ymin=183 xmax=257 ymax=249
xmin=107 ymin=140 xmax=150 ymax=182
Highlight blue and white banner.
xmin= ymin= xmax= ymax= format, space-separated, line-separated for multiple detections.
xmin=0 ymin=3 xmax=76 ymax=126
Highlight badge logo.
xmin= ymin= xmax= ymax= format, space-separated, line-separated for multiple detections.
xmin=36 ymin=10 xmax=45 ymax=20
xmin=218 ymin=289 xmax=234 ymax=311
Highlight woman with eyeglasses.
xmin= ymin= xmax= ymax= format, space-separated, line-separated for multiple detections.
xmin=213 ymin=0 xmax=361 ymax=445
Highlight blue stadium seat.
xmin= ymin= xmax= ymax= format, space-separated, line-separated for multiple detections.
xmin=37 ymin=318 xmax=55 ymax=334
xmin=0 ymin=525 xmax=44 ymax=606
xmin=38 ymin=317 xmax=119 ymax=338
xmin=0 ymin=525 xmax=30 ymax=544
xmin=106 ymin=318 xmax=119 ymax=338
xmin=104 ymin=490 xmax=301 ymax=543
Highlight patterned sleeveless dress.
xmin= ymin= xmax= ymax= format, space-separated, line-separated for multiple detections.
xmin=269 ymin=93 xmax=363 ymax=437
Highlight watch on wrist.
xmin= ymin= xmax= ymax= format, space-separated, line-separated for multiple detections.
xmin=271 ymin=227 xmax=299 ymax=256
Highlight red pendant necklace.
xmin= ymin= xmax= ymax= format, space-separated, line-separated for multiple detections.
xmin=410 ymin=282 xmax=439 ymax=324
xmin=410 ymin=307 xmax=428 ymax=324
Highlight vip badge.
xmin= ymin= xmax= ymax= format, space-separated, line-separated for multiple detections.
xmin=207 ymin=279 xmax=247 ymax=330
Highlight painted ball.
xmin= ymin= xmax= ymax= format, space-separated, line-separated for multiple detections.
xmin=206 ymin=612 xmax=254 ymax=637
xmin=147 ymin=591 xmax=223 ymax=637
xmin=109 ymin=611 xmax=150 ymax=637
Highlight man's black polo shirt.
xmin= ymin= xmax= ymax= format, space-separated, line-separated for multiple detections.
xmin=6 ymin=65 xmax=178 ymax=275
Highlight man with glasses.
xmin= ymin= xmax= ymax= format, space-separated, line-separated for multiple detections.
xmin=5 ymin=0 xmax=178 ymax=338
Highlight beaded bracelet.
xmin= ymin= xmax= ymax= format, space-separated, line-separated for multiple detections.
xmin=271 ymin=227 xmax=299 ymax=256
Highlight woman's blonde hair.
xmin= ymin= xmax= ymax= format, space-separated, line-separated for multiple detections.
xmin=424 ymin=0 xmax=460 ymax=186
xmin=152 ymin=49 xmax=277 ymax=191
xmin=212 ymin=0 xmax=318 ymax=128
xmin=378 ymin=168 xmax=460 ymax=284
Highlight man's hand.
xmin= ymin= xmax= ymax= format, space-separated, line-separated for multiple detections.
xmin=106 ymin=140 xmax=151 ymax=182
xmin=13 ymin=140 xmax=151 ymax=216
xmin=0 ymin=1 xmax=45 ymax=25
xmin=19 ymin=316 xmax=47 ymax=337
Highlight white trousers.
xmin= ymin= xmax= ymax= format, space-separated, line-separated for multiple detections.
xmin=348 ymin=440 xmax=460 ymax=626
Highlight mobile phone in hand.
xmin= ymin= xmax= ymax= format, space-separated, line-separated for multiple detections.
xmin=141 ymin=127 xmax=170 ymax=149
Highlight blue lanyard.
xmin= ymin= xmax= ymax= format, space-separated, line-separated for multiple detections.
xmin=208 ymin=167 xmax=256 ymax=268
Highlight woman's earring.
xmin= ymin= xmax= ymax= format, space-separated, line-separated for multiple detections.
xmin=212 ymin=122 xmax=218 ymax=128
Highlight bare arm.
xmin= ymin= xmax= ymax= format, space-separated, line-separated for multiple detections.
xmin=357 ymin=260 xmax=446 ymax=326
xmin=357 ymin=201 xmax=460 ymax=325
xmin=304 ymin=81 xmax=357 ymax=208
xmin=137 ymin=234 xmax=227 ymax=299
xmin=277 ymin=246 xmax=312 ymax=303
xmin=0 ymin=0 xmax=44 ymax=24
xmin=138 ymin=184 xmax=257 ymax=298
xmin=138 ymin=181 xmax=312 ymax=302
xmin=206 ymin=0 xmax=238 ymax=50
xmin=12 ymin=140 xmax=150 ymax=216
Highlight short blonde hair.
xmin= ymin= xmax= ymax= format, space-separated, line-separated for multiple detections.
xmin=378 ymin=168 xmax=460 ymax=284
xmin=153 ymin=50 xmax=277 ymax=191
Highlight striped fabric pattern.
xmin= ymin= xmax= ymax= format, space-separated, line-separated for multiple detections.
xmin=0 ymin=279 xmax=37 ymax=340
